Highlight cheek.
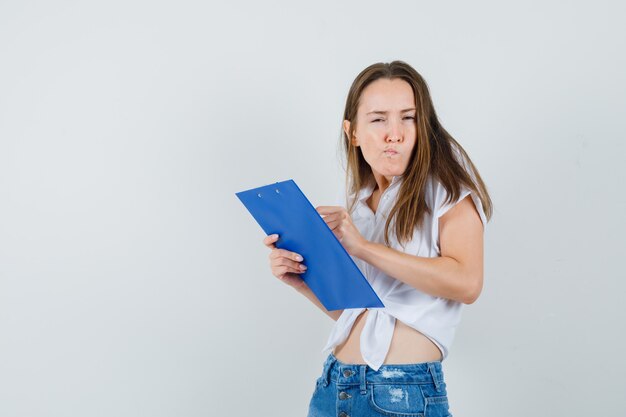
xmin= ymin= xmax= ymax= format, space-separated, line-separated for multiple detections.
xmin=359 ymin=144 xmax=381 ymax=165
xmin=361 ymin=122 xmax=386 ymax=133
xmin=405 ymin=124 xmax=417 ymax=136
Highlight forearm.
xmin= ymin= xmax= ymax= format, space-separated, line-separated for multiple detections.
xmin=294 ymin=284 xmax=343 ymax=321
xmin=355 ymin=241 xmax=481 ymax=304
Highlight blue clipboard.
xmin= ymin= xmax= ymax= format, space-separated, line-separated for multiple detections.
xmin=235 ymin=179 xmax=384 ymax=311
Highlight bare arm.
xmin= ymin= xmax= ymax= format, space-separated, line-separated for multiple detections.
xmin=294 ymin=284 xmax=343 ymax=321
xmin=353 ymin=195 xmax=484 ymax=304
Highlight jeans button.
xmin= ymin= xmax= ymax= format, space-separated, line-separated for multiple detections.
xmin=342 ymin=369 xmax=353 ymax=377
xmin=339 ymin=413 xmax=348 ymax=417
xmin=339 ymin=391 xmax=351 ymax=400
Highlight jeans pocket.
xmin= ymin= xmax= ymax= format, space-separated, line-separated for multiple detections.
xmin=369 ymin=383 xmax=426 ymax=416
xmin=423 ymin=395 xmax=450 ymax=417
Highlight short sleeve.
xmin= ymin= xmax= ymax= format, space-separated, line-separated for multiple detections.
xmin=436 ymin=183 xmax=487 ymax=229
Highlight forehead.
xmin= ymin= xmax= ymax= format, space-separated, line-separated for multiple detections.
xmin=359 ymin=78 xmax=415 ymax=113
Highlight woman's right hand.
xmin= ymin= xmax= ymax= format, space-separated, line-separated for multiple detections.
xmin=263 ymin=234 xmax=308 ymax=291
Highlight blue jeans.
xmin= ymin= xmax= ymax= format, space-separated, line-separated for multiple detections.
xmin=307 ymin=353 xmax=452 ymax=417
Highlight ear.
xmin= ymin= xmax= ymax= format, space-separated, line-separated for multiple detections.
xmin=343 ymin=119 xmax=358 ymax=146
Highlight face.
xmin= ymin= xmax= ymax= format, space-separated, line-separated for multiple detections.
xmin=344 ymin=78 xmax=417 ymax=185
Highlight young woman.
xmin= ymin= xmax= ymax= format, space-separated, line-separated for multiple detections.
xmin=263 ymin=60 xmax=493 ymax=417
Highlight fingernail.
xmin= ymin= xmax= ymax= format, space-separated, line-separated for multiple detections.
xmin=272 ymin=234 xmax=278 ymax=239
xmin=300 ymin=264 xmax=307 ymax=270
xmin=295 ymin=255 xmax=303 ymax=261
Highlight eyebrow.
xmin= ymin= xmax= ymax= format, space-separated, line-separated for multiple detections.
xmin=366 ymin=108 xmax=416 ymax=115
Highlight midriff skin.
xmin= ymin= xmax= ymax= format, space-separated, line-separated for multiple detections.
xmin=333 ymin=186 xmax=443 ymax=365
xmin=332 ymin=309 xmax=443 ymax=364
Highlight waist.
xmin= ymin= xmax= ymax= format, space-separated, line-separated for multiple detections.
xmin=333 ymin=309 xmax=443 ymax=364
xmin=321 ymin=352 xmax=444 ymax=386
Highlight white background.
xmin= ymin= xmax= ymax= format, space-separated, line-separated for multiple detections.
xmin=1 ymin=1 xmax=625 ymax=416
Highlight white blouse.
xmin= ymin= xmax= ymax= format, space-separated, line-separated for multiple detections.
xmin=321 ymin=173 xmax=488 ymax=371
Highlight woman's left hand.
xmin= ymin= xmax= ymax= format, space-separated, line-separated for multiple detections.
xmin=315 ymin=206 xmax=368 ymax=257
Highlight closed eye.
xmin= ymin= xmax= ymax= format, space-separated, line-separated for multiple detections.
xmin=371 ymin=117 xmax=415 ymax=123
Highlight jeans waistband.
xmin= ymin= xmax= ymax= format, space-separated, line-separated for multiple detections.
xmin=320 ymin=352 xmax=445 ymax=394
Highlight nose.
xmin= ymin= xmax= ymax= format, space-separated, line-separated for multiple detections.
xmin=386 ymin=119 xmax=403 ymax=142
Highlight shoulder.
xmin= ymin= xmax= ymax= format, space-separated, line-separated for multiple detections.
xmin=431 ymin=175 xmax=487 ymax=228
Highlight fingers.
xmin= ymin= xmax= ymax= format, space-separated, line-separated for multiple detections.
xmin=270 ymin=250 xmax=306 ymax=271
xmin=264 ymin=234 xmax=307 ymax=274
xmin=316 ymin=206 xmax=347 ymax=216
xmin=317 ymin=211 xmax=348 ymax=225
xmin=324 ymin=218 xmax=341 ymax=230
xmin=263 ymin=233 xmax=279 ymax=249
xmin=269 ymin=246 xmax=302 ymax=260
xmin=277 ymin=262 xmax=307 ymax=276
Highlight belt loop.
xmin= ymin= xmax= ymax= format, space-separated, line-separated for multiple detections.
xmin=428 ymin=363 xmax=441 ymax=392
xmin=359 ymin=365 xmax=367 ymax=394
xmin=323 ymin=356 xmax=335 ymax=387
